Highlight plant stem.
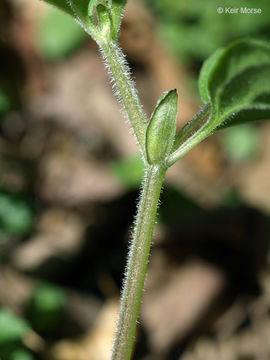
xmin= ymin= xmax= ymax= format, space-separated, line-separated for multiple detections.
xmin=173 ymin=103 xmax=211 ymax=150
xmin=111 ymin=165 xmax=166 ymax=360
xmin=167 ymin=103 xmax=211 ymax=167
xmin=100 ymin=40 xmax=147 ymax=154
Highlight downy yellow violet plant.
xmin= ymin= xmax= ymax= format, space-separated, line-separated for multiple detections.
xmin=39 ymin=0 xmax=270 ymax=359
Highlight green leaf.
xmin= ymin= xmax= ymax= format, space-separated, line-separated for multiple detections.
xmin=41 ymin=0 xmax=126 ymax=42
xmin=41 ymin=0 xmax=74 ymax=17
xmin=0 ymin=309 xmax=29 ymax=345
xmin=199 ymin=38 xmax=270 ymax=132
xmin=69 ymin=0 xmax=93 ymax=27
xmin=168 ymin=39 xmax=270 ymax=167
xmin=199 ymin=48 xmax=224 ymax=103
xmin=146 ymin=90 xmax=178 ymax=165
xmin=41 ymin=0 xmax=96 ymax=36
xmin=111 ymin=0 xmax=127 ymax=39
xmin=96 ymin=3 xmax=112 ymax=38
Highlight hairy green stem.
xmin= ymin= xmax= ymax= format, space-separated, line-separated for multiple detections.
xmin=111 ymin=165 xmax=166 ymax=360
xmin=173 ymin=103 xmax=211 ymax=150
xmin=167 ymin=103 xmax=211 ymax=166
xmin=100 ymin=40 xmax=147 ymax=154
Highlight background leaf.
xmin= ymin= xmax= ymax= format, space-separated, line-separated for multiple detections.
xmin=110 ymin=154 xmax=144 ymax=189
xmin=221 ymin=123 xmax=259 ymax=162
xmin=26 ymin=284 xmax=67 ymax=333
xmin=9 ymin=349 xmax=34 ymax=360
xmin=0 ymin=193 xmax=33 ymax=236
xmin=145 ymin=0 xmax=270 ymax=65
xmin=0 ymin=309 xmax=29 ymax=345
xmin=37 ymin=7 xmax=86 ymax=61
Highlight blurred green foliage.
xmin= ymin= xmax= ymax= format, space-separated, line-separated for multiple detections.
xmin=0 ymin=309 xmax=29 ymax=345
xmin=36 ymin=7 xmax=87 ymax=61
xmin=0 ymin=191 xmax=34 ymax=240
xmin=110 ymin=154 xmax=144 ymax=189
xmin=0 ymin=309 xmax=33 ymax=360
xmin=145 ymin=0 xmax=270 ymax=64
xmin=26 ymin=284 xmax=67 ymax=333
xmin=9 ymin=349 xmax=34 ymax=360
xmin=0 ymin=92 xmax=10 ymax=124
xmin=0 ymin=92 xmax=10 ymax=115
xmin=0 ymin=92 xmax=34 ymax=242
xmin=221 ymin=124 xmax=259 ymax=162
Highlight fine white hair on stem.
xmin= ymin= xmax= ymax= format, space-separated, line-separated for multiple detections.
xmin=99 ymin=41 xmax=147 ymax=154
xmin=122 ymin=164 xmax=163 ymax=294
xmin=111 ymin=163 xmax=166 ymax=359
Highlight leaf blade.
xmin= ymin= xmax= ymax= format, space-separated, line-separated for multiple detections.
xmin=41 ymin=0 xmax=74 ymax=17
xmin=198 ymin=38 xmax=270 ymax=132
xmin=111 ymin=0 xmax=127 ymax=39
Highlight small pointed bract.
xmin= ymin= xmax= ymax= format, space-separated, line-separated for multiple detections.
xmin=146 ymin=90 xmax=178 ymax=165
